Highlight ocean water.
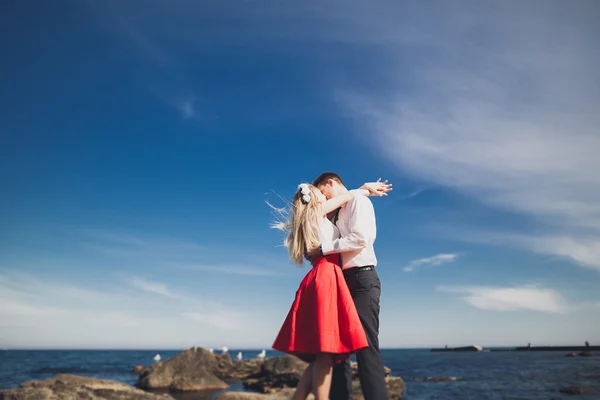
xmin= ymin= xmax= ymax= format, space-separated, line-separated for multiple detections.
xmin=0 ymin=349 xmax=598 ymax=399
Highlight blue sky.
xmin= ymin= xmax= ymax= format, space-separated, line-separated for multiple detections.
xmin=1 ymin=0 xmax=599 ymax=349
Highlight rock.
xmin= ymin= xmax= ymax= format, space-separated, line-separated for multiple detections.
xmin=136 ymin=347 xmax=228 ymax=392
xmin=132 ymin=364 xmax=146 ymax=374
xmin=352 ymin=377 xmax=405 ymax=400
xmin=559 ymin=386 xmax=596 ymax=395
xmin=225 ymin=376 xmax=405 ymax=400
xmin=213 ymin=353 xmax=233 ymax=379
xmin=350 ymin=361 xmax=391 ymax=378
xmin=242 ymin=355 xmax=308 ymax=393
xmin=217 ymin=389 xmax=300 ymax=400
xmin=385 ymin=377 xmax=406 ymax=399
xmin=0 ymin=374 xmax=173 ymax=400
xmin=215 ymin=354 xmax=262 ymax=381
xmin=237 ymin=355 xmax=404 ymax=399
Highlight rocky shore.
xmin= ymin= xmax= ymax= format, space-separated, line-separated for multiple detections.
xmin=0 ymin=374 xmax=173 ymax=400
xmin=0 ymin=347 xmax=406 ymax=399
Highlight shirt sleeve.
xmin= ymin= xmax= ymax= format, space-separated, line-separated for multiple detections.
xmin=321 ymin=195 xmax=376 ymax=255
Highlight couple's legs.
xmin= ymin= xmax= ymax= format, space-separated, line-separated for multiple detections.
xmin=330 ymin=269 xmax=388 ymax=400
xmin=292 ymin=354 xmax=334 ymax=400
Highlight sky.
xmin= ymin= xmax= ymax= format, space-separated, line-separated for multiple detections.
xmin=1 ymin=0 xmax=599 ymax=349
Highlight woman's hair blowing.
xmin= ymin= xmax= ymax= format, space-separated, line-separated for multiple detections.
xmin=271 ymin=184 xmax=322 ymax=266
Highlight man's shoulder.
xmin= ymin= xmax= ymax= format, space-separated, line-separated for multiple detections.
xmin=347 ymin=195 xmax=375 ymax=209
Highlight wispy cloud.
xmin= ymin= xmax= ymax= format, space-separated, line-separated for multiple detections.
xmin=183 ymin=264 xmax=284 ymax=277
xmin=182 ymin=312 xmax=249 ymax=331
xmin=443 ymin=229 xmax=600 ymax=271
xmin=178 ymin=97 xmax=196 ymax=119
xmin=82 ymin=229 xmax=285 ymax=273
xmin=403 ymin=253 xmax=459 ymax=272
xmin=333 ymin=2 xmax=600 ymax=268
xmin=398 ymin=187 xmax=428 ymax=200
xmin=0 ymin=270 xmax=261 ymax=348
xmin=130 ymin=277 xmax=182 ymax=299
xmin=437 ymin=284 xmax=568 ymax=313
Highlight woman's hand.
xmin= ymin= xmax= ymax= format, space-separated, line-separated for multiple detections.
xmin=361 ymin=178 xmax=393 ymax=196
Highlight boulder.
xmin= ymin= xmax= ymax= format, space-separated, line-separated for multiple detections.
xmin=0 ymin=374 xmax=173 ymax=400
xmin=350 ymin=361 xmax=391 ymax=378
xmin=242 ymin=355 xmax=308 ymax=393
xmin=136 ymin=347 xmax=228 ymax=392
xmin=214 ymin=353 xmax=263 ymax=381
xmin=132 ymin=364 xmax=147 ymax=374
xmin=217 ymin=389 xmax=298 ymax=400
xmin=222 ymin=377 xmax=405 ymax=400
xmin=239 ymin=355 xmax=404 ymax=398
xmin=352 ymin=377 xmax=405 ymax=400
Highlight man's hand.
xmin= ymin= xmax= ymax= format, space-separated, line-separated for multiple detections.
xmin=361 ymin=178 xmax=393 ymax=197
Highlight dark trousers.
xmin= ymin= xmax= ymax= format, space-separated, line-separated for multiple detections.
xmin=330 ymin=267 xmax=388 ymax=400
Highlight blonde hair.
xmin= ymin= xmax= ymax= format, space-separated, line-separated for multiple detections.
xmin=271 ymin=184 xmax=322 ymax=266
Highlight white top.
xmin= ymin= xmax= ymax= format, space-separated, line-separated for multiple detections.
xmin=318 ymin=216 xmax=340 ymax=243
xmin=321 ymin=195 xmax=378 ymax=269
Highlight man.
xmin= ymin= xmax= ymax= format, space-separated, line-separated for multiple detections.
xmin=312 ymin=172 xmax=388 ymax=400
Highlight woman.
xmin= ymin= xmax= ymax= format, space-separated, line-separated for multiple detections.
xmin=272 ymin=179 xmax=392 ymax=400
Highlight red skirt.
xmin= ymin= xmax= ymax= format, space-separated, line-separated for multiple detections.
xmin=272 ymin=255 xmax=368 ymax=362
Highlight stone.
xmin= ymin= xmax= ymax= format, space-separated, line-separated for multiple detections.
xmin=242 ymin=355 xmax=308 ymax=393
xmin=0 ymin=374 xmax=173 ymax=400
xmin=221 ymin=376 xmax=405 ymax=400
xmin=132 ymin=365 xmax=146 ymax=374
xmin=136 ymin=347 xmax=228 ymax=392
xmin=215 ymin=354 xmax=262 ymax=381
xmin=350 ymin=361 xmax=391 ymax=378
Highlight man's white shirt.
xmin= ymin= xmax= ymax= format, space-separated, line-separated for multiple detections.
xmin=321 ymin=195 xmax=378 ymax=269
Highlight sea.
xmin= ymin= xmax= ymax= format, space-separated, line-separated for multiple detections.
xmin=0 ymin=348 xmax=598 ymax=400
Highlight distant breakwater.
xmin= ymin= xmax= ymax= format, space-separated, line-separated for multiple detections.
xmin=431 ymin=345 xmax=599 ymax=352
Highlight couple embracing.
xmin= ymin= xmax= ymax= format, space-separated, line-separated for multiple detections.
xmin=273 ymin=172 xmax=392 ymax=400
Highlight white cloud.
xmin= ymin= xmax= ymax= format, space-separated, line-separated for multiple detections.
xmin=403 ymin=253 xmax=459 ymax=272
xmin=183 ymin=264 xmax=284 ymax=277
xmin=0 ymin=271 xmax=261 ymax=348
xmin=82 ymin=230 xmax=286 ymax=273
xmin=182 ymin=312 xmax=249 ymax=331
xmin=334 ymin=2 xmax=600 ymax=269
xmin=453 ymin=231 xmax=600 ymax=270
xmin=437 ymin=284 xmax=568 ymax=313
xmin=130 ymin=277 xmax=182 ymax=299
xmin=179 ymin=98 xmax=196 ymax=118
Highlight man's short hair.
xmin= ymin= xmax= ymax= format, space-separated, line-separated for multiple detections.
xmin=312 ymin=172 xmax=345 ymax=187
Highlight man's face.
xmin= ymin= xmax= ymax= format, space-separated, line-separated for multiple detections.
xmin=317 ymin=181 xmax=335 ymax=200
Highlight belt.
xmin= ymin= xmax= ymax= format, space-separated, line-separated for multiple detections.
xmin=343 ymin=265 xmax=375 ymax=273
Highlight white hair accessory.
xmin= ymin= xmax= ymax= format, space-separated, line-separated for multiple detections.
xmin=298 ymin=183 xmax=311 ymax=204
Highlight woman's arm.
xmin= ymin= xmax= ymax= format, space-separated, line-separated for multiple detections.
xmin=321 ymin=180 xmax=392 ymax=216
xmin=321 ymin=189 xmax=368 ymax=216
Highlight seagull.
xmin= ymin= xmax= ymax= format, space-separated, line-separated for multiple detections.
xmin=153 ymin=354 xmax=161 ymax=362
xmin=236 ymin=352 xmax=243 ymax=361
xmin=208 ymin=348 xmax=214 ymax=354
xmin=256 ymin=350 xmax=266 ymax=360
xmin=219 ymin=346 xmax=228 ymax=354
